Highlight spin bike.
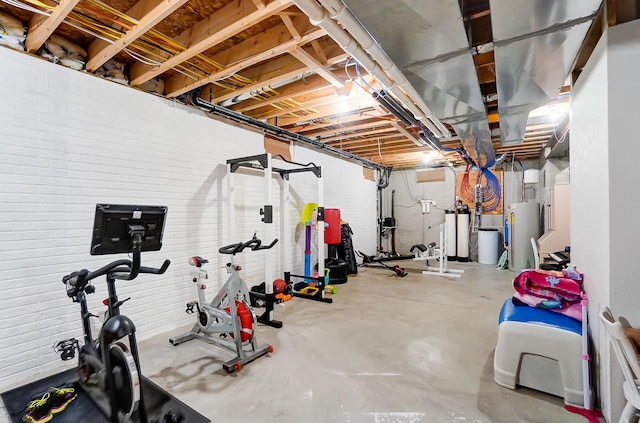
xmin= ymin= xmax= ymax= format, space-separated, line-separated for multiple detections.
xmin=54 ymin=204 xmax=171 ymax=423
xmin=169 ymin=235 xmax=276 ymax=372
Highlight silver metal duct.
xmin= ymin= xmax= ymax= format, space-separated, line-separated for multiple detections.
xmin=342 ymin=0 xmax=490 ymax=144
xmin=490 ymin=0 xmax=601 ymax=144
xmin=293 ymin=0 xmax=451 ymax=142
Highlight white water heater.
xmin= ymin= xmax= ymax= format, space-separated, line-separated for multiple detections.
xmin=508 ymin=202 xmax=540 ymax=271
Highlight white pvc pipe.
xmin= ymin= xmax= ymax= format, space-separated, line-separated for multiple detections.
xmin=581 ymin=293 xmax=591 ymax=410
xmin=318 ymin=0 xmax=450 ymax=137
xmin=318 ymin=0 xmax=450 ymax=136
xmin=293 ymin=0 xmax=449 ymax=138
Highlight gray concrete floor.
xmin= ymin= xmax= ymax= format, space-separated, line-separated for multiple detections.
xmin=137 ymin=261 xmax=593 ymax=423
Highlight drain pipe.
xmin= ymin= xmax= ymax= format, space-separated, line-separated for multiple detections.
xmin=293 ymin=0 xmax=450 ymax=143
xmin=220 ymin=71 xmax=316 ymax=107
xmin=372 ymin=91 xmax=414 ymax=127
xmin=188 ymin=90 xmax=387 ymax=171
xmin=319 ymin=0 xmax=451 ymax=137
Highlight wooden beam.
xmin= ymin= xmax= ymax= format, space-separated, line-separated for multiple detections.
xmin=377 ymin=158 xmax=419 ymax=168
xmin=288 ymin=46 xmax=344 ymax=88
xmin=252 ymin=0 xmax=266 ymax=9
xmin=215 ymin=13 xmax=316 ymax=69
xmin=572 ymin=4 xmax=605 ymax=84
xmin=129 ymin=0 xmax=292 ymax=86
xmin=473 ymin=51 xmax=494 ymax=67
xmin=275 ymin=93 xmax=377 ymax=126
xmin=250 ymin=84 xmax=349 ymax=120
xmin=201 ymin=50 xmax=348 ymax=104
xmin=231 ymin=74 xmax=330 ymax=113
xmin=344 ymin=139 xmax=419 ymax=152
xmin=326 ymin=134 xmax=404 ymax=148
xmin=279 ymin=13 xmax=301 ymax=41
xmin=346 ymin=147 xmax=421 ymax=158
xmin=287 ymin=111 xmax=390 ymax=133
xmin=165 ymin=25 xmax=325 ymax=98
xmin=321 ymin=125 xmax=397 ymax=143
xmin=246 ymin=79 xmax=358 ymax=119
xmin=495 ymin=145 xmax=544 ymax=153
xmin=325 ymin=137 xmax=404 ymax=152
xmin=26 ymin=0 xmax=81 ymax=53
xmin=201 ymin=58 xmax=308 ymax=103
xmin=86 ymin=0 xmax=189 ymax=71
xmin=391 ymin=122 xmax=421 ymax=145
xmin=310 ymin=120 xmax=394 ymax=138
xmin=476 ymin=64 xmax=496 ymax=84
xmin=310 ymin=40 xmax=328 ymax=65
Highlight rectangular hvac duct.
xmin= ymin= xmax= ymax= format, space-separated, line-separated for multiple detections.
xmin=490 ymin=0 xmax=601 ymax=144
xmin=342 ymin=0 xmax=490 ymax=143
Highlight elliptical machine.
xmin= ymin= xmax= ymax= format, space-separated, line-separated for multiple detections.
xmin=54 ymin=204 xmax=171 ymax=423
xmin=169 ymin=234 xmax=276 ymax=372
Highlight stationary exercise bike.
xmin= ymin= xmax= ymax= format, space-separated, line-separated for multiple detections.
xmin=54 ymin=204 xmax=171 ymax=423
xmin=169 ymin=234 xmax=276 ymax=372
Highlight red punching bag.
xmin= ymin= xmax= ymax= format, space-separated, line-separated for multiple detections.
xmin=324 ymin=208 xmax=341 ymax=245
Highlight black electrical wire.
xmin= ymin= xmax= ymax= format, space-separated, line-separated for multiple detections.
xmin=188 ymin=90 xmax=387 ymax=172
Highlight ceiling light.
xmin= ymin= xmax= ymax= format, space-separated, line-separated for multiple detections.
xmin=423 ymin=152 xmax=432 ymax=164
xmin=528 ymin=101 xmax=570 ymax=122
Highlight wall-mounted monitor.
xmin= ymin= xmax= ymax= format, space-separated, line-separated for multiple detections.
xmin=90 ymin=204 xmax=168 ymax=256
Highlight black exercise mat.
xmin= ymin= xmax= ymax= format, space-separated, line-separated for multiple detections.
xmin=140 ymin=376 xmax=210 ymax=423
xmin=0 ymin=369 xmax=107 ymax=423
xmin=1 ymin=369 xmax=209 ymax=423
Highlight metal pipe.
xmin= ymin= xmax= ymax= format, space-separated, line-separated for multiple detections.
xmin=372 ymin=91 xmax=441 ymax=150
xmin=372 ymin=91 xmax=414 ymax=127
xmin=320 ymin=0 xmax=450 ymax=137
xmin=188 ymin=90 xmax=386 ymax=171
xmin=293 ymin=0 xmax=449 ymax=142
xmin=220 ymin=71 xmax=315 ymax=107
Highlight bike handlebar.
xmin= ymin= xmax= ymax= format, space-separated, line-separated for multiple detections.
xmin=218 ymin=236 xmax=278 ymax=255
xmin=63 ymin=258 xmax=171 ymax=296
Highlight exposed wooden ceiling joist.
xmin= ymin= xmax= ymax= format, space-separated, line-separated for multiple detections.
xmin=287 ymin=46 xmax=344 ymax=88
xmin=86 ymin=0 xmax=189 ymax=72
xmin=165 ymin=17 xmax=325 ymax=98
xmin=26 ymin=0 xmax=81 ymax=53
xmin=0 ymin=0 xmax=599 ymax=170
xmin=129 ymin=0 xmax=292 ymax=86
xmin=274 ymin=92 xmax=374 ymax=126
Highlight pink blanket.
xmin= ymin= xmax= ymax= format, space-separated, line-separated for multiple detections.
xmin=512 ymin=268 xmax=584 ymax=321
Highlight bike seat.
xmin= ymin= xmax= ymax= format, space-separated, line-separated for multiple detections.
xmin=189 ymin=256 xmax=208 ymax=267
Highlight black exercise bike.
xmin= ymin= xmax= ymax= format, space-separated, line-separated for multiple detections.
xmin=55 ymin=204 xmax=171 ymax=423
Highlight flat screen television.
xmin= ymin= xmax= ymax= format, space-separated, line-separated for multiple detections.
xmin=90 ymin=204 xmax=168 ymax=255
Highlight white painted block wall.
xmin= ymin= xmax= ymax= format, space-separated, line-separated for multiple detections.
xmin=386 ymin=164 xmax=531 ymax=259
xmin=0 ymin=47 xmax=377 ymax=391
xmin=571 ymin=19 xmax=640 ymax=422
xmin=539 ymin=158 xmax=570 ymax=233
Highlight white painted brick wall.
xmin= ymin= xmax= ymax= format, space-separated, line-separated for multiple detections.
xmin=0 ymin=47 xmax=377 ymax=391
xmin=387 ymin=168 xmax=458 ymax=255
xmin=387 ymin=164 xmax=535 ymax=258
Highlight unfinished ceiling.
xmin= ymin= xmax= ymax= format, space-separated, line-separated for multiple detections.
xmin=0 ymin=0 xmax=622 ymax=169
